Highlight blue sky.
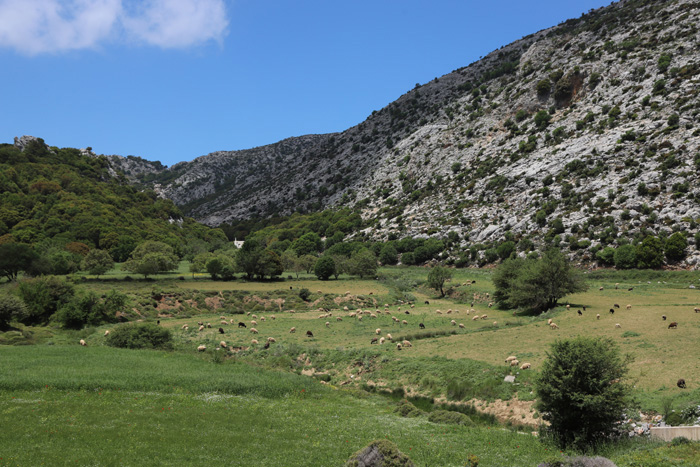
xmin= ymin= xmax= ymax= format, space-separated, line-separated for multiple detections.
xmin=0 ymin=0 xmax=612 ymax=166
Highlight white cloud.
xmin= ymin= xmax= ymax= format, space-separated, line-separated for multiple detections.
xmin=0 ymin=0 xmax=229 ymax=55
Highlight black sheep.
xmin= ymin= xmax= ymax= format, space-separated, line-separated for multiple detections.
xmin=577 ymin=310 xmax=583 ymax=316
xmin=370 ymin=337 xmax=378 ymax=344
xmin=677 ymin=378 xmax=686 ymax=389
xmin=609 ymin=309 xmax=615 ymax=315
xmin=424 ymin=300 xmax=430 ymax=305
xmin=419 ymin=323 xmax=425 ymax=329
xmin=614 ymin=304 xmax=620 ymax=308
xmin=218 ymin=327 xmax=225 ymax=334
xmin=306 ymin=330 xmax=314 ymax=338
xmin=238 ymin=322 xmax=247 ymax=328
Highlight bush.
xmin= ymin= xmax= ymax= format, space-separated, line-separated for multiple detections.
xmin=0 ymin=294 xmax=26 ymax=329
xmin=636 ymin=236 xmax=664 ymax=269
xmin=596 ymin=247 xmax=616 ymax=266
xmin=536 ymin=79 xmax=552 ymax=96
xmin=536 ymin=337 xmax=634 ymax=450
xmin=534 ymin=110 xmax=552 ymax=129
xmin=298 ymin=288 xmax=311 ymax=301
xmin=427 ymin=409 xmax=473 ymax=426
xmin=665 ymin=232 xmax=687 ymax=261
xmin=17 ymin=276 xmax=75 ymax=325
xmin=394 ymin=399 xmax=423 ymax=418
xmin=613 ymin=245 xmax=637 ymax=269
xmin=106 ymin=323 xmax=173 ymax=350
xmin=314 ymin=256 xmax=336 ymax=280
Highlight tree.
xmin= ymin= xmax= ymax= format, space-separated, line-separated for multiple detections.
xmin=81 ymin=249 xmax=114 ymax=277
xmin=496 ymin=241 xmax=516 ymax=261
xmin=665 ymin=232 xmax=687 ymax=262
xmin=536 ymin=337 xmax=634 ymax=449
xmin=614 ymin=244 xmax=637 ymax=269
xmin=206 ymin=257 xmax=224 ymax=279
xmin=299 ymin=254 xmax=318 ymax=274
xmin=636 ymin=236 xmax=664 ymax=269
xmin=281 ymin=250 xmax=304 ymax=279
xmin=0 ymin=294 xmax=26 ymax=330
xmin=314 ymin=256 xmax=336 ymax=280
xmin=347 ymin=248 xmax=377 ymax=279
xmin=0 ymin=243 xmax=37 ymax=281
xmin=123 ymin=241 xmax=178 ymax=278
xmin=291 ymin=232 xmax=322 ymax=256
xmin=427 ymin=265 xmax=453 ymax=297
xmin=494 ymin=249 xmax=587 ymax=312
xmin=259 ymin=249 xmax=283 ymax=279
xmin=17 ymin=276 xmax=75 ymax=325
xmin=379 ymin=243 xmax=398 ymax=265
xmin=236 ymin=238 xmax=264 ymax=280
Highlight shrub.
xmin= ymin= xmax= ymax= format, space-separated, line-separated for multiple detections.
xmin=298 ymin=288 xmax=311 ymax=301
xmin=428 ymin=409 xmax=473 ymax=426
xmin=17 ymin=276 xmax=75 ymax=325
xmin=534 ymin=110 xmax=552 ymax=129
xmin=0 ymin=294 xmax=26 ymax=330
xmin=636 ymin=236 xmax=664 ymax=269
xmin=596 ymin=247 xmax=615 ymax=266
xmin=614 ymin=245 xmax=637 ymax=269
xmin=106 ymin=323 xmax=173 ymax=350
xmin=394 ymin=399 xmax=423 ymax=418
xmin=665 ymin=232 xmax=687 ymax=261
xmin=314 ymin=256 xmax=336 ymax=280
xmin=536 ymin=337 xmax=634 ymax=449
xmin=536 ymin=79 xmax=552 ymax=96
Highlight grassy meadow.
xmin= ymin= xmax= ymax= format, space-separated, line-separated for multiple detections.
xmin=1 ymin=264 xmax=700 ymax=466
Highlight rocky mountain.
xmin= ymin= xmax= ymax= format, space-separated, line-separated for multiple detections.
xmin=108 ymin=0 xmax=700 ymax=267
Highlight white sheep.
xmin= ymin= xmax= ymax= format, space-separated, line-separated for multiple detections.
xmin=510 ymin=359 xmax=519 ymax=367
xmin=626 ymin=305 xmax=632 ymax=310
xmin=550 ymin=323 xmax=559 ymax=330
xmin=547 ymin=318 xmax=553 ymax=325
xmin=251 ymin=320 xmax=257 ymax=326
xmin=493 ymin=321 xmax=498 ymax=326
xmin=271 ymin=315 xmax=276 ymax=320
xmin=447 ymin=309 xmax=453 ymax=314
xmin=520 ymin=362 xmax=531 ymax=370
xmin=379 ymin=337 xmax=385 ymax=344
xmin=289 ymin=327 xmax=296 ymax=333
xmin=104 ymin=330 xmax=110 ymax=337
xmin=250 ymin=328 xmax=259 ymax=334
xmin=375 ymin=328 xmax=381 ymax=335
xmin=336 ymin=317 xmax=343 ymax=321
xmin=206 ymin=323 xmax=212 ymax=328
xmin=251 ymin=314 xmax=258 ymax=319
xmin=615 ymin=323 xmax=621 ymax=328
xmin=349 ymin=312 xmax=357 ymax=317
xmin=402 ymin=340 xmax=412 ymax=348
xmin=505 ymin=356 xmax=517 ymax=363
xmin=451 ymin=320 xmax=456 ymax=326
xmin=325 ymin=321 xmax=330 ymax=327
xmin=481 ymin=314 xmax=488 ymax=320
xmin=596 ymin=314 xmax=601 ymax=320
xmin=472 ymin=315 xmax=479 ymax=321
xmin=181 ymin=324 xmax=188 ymax=330
xmin=402 ymin=320 xmax=408 ymax=325
xmin=459 ymin=323 xmax=465 ymax=329
xmin=267 ymin=337 xmax=276 ymax=343
xmin=370 ymin=313 xmax=377 ymax=318
xmin=251 ymin=339 xmax=258 ymax=345
xmin=220 ymin=341 xmax=227 ymax=348
xmin=386 ymin=333 xmax=392 ymax=341
xmin=79 ymin=339 xmax=87 ymax=346
xmin=221 ymin=315 xmax=227 ymax=320
xmin=197 ymin=344 xmax=206 ymax=352
xmin=396 ymin=343 xmax=402 ymax=350
xmin=198 ymin=325 xmax=204 ymax=331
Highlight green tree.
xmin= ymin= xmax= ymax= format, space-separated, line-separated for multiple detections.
xmin=0 ymin=294 xmax=26 ymax=330
xmin=291 ymin=232 xmax=323 ymax=256
xmin=17 ymin=276 xmax=75 ymax=325
xmin=236 ymin=238 xmax=264 ymax=280
xmin=259 ymin=249 xmax=283 ymax=279
xmin=55 ymin=289 xmax=126 ymax=329
xmin=81 ymin=249 xmax=114 ymax=277
xmin=314 ymin=256 xmax=336 ymax=280
xmin=613 ymin=244 xmax=637 ymax=269
xmin=427 ymin=265 xmax=453 ymax=297
xmin=496 ymin=241 xmax=516 ymax=261
xmin=536 ymin=337 xmax=634 ymax=449
xmin=379 ymin=243 xmax=399 ymax=265
xmin=347 ymin=248 xmax=378 ymax=279
xmin=281 ymin=249 xmax=304 ymax=279
xmin=494 ymin=249 xmax=587 ymax=312
xmin=665 ymin=232 xmax=687 ymax=262
xmin=123 ymin=241 xmax=178 ymax=278
xmin=595 ymin=246 xmax=616 ymax=266
xmin=534 ymin=110 xmax=552 ymax=129
xmin=206 ymin=257 xmax=224 ymax=279
xmin=299 ymin=254 xmax=318 ymax=274
xmin=636 ymin=236 xmax=664 ymax=269
xmin=0 ymin=243 xmax=37 ymax=281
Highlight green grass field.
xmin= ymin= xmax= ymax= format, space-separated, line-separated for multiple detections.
xmin=1 ymin=265 xmax=700 ymax=465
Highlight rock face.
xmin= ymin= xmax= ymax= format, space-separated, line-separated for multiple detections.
xmin=14 ymin=135 xmax=42 ymax=151
xmin=107 ymin=0 xmax=700 ymax=267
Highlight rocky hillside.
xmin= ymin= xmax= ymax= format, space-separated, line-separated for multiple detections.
xmin=109 ymin=0 xmax=700 ymax=267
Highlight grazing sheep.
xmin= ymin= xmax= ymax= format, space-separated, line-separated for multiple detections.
xmin=614 ymin=304 xmax=620 ymax=309
xmin=396 ymin=343 xmax=402 ymax=350
xmin=550 ymin=323 xmax=559 ymax=330
xmin=197 ymin=321 xmax=203 ymax=326
xmin=349 ymin=312 xmax=356 ymax=318
xmin=325 ymin=322 xmax=330 ymax=327
xmin=181 ymin=324 xmax=188 ymax=330
xmin=220 ymin=320 xmax=227 ymax=325
xmin=206 ymin=323 xmax=212 ymax=328
xmin=695 ymin=307 xmax=700 ymax=313
xmin=238 ymin=322 xmax=246 ymax=328
xmin=410 ymin=304 xmax=414 ymax=309
xmin=199 ymin=325 xmax=204 ymax=332
xmin=271 ymin=315 xmax=276 ymax=320
xmin=289 ymin=327 xmax=296 ymax=333
xmin=510 ymin=359 xmax=519 ymax=367
xmin=615 ymin=323 xmax=621 ymax=328
xmin=599 ymin=287 xmax=604 ymax=291
xmin=104 ymin=330 xmax=110 ymax=337
xmin=459 ymin=323 xmax=465 ymax=329
xmin=402 ymin=320 xmax=408 ymax=325
xmin=79 ymin=339 xmax=87 ymax=346
xmin=375 ymin=328 xmax=382 ymax=335
xmin=596 ymin=314 xmax=601 ymax=320
xmin=251 ymin=339 xmax=259 ymax=345
xmin=246 ymin=312 xmax=250 ymax=316
xmin=628 ymin=287 xmax=634 ymax=291
xmin=582 ymin=306 xmax=586 ymax=311
xmin=221 ymin=316 xmax=226 ymax=320
xmin=520 ymin=362 xmax=531 ymax=370
xmin=357 ymin=316 xmax=363 ymax=322
xmin=370 ymin=313 xmax=377 ymax=319
xmin=424 ymin=300 xmax=429 ymax=305
xmin=615 ymin=283 xmax=619 ymax=290
xmin=488 ymin=302 xmax=493 ymax=308
xmin=261 ymin=316 xmax=266 ymax=321
xmin=267 ymin=337 xmax=276 ymax=343
xmin=220 ymin=341 xmax=227 ymax=348
xmin=197 ymin=344 xmax=206 ymax=352
xmin=230 ymin=319 xmax=235 ymax=324
xmin=547 ymin=318 xmax=553 ymax=325
xmin=447 ymin=309 xmax=453 ymax=314
xmin=436 ymin=310 xmax=442 ymax=314
xmin=577 ymin=310 xmax=583 ymax=316
xmin=451 ymin=320 xmax=456 ymax=326
xmin=250 ymin=328 xmax=259 ymax=334
xmin=505 ymin=356 xmax=517 ymax=363
xmin=370 ymin=337 xmax=378 ymax=344
xmin=386 ymin=333 xmax=393 ymax=341
xmin=419 ymin=323 xmax=425 ymax=329
xmin=493 ymin=321 xmax=498 ymax=326
xmin=609 ymin=309 xmax=615 ymax=315
xmin=306 ymin=330 xmax=314 ymax=338
xmin=481 ymin=314 xmax=488 ymax=320
xmin=677 ymin=378 xmax=686 ymax=389
xmin=379 ymin=337 xmax=385 ymax=344
xmin=566 ymin=305 xmax=570 ymax=310
xmin=218 ymin=327 xmax=225 ymax=334
xmin=662 ymin=315 xmax=667 ymax=321
xmin=472 ymin=315 xmax=479 ymax=321
xmin=668 ymin=322 xmax=678 ymax=329
xmin=626 ymin=304 xmax=632 ymax=310
xmin=402 ymin=340 xmax=412 ymax=348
